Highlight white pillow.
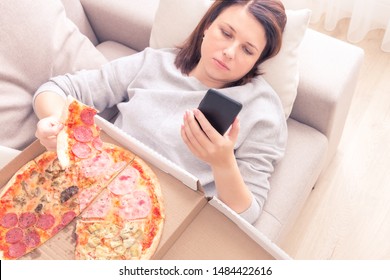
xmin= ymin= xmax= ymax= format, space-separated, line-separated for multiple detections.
xmin=150 ymin=0 xmax=311 ymax=118
xmin=0 ymin=0 xmax=107 ymax=149
xmin=261 ymin=9 xmax=311 ymax=117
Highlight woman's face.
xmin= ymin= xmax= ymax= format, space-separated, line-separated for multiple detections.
xmin=191 ymin=5 xmax=267 ymax=88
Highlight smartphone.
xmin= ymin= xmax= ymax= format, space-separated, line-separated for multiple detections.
xmin=197 ymin=89 xmax=243 ymax=135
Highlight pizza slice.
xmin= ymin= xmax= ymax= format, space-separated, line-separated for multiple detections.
xmin=55 ymin=96 xmax=136 ymax=199
xmin=0 ymin=153 xmax=81 ymax=259
xmin=57 ymin=95 xmax=102 ymax=169
xmin=75 ymin=156 xmax=164 ymax=260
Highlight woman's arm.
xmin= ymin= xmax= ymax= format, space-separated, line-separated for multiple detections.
xmin=210 ymin=146 xmax=253 ymax=213
xmin=34 ymin=91 xmax=66 ymax=119
xmin=34 ymin=50 xmax=149 ymax=116
xmin=181 ymin=109 xmax=252 ymax=213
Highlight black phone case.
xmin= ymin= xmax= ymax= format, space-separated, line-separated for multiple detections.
xmin=197 ymin=89 xmax=243 ymax=135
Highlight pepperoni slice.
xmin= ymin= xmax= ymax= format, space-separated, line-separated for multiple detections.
xmin=92 ymin=137 xmax=103 ymax=151
xmin=36 ymin=214 xmax=55 ymax=230
xmin=80 ymin=107 xmax=96 ymax=126
xmin=119 ymin=190 xmax=152 ymax=220
xmin=8 ymin=241 xmax=27 ymax=258
xmin=108 ymin=166 xmax=139 ymax=195
xmin=18 ymin=212 xmax=37 ymax=229
xmin=24 ymin=230 xmax=41 ymax=248
xmin=71 ymin=142 xmax=91 ymax=159
xmin=73 ymin=126 xmax=93 ymax=143
xmin=1 ymin=213 xmax=18 ymax=228
xmin=61 ymin=211 xmax=76 ymax=225
xmin=5 ymin=227 xmax=24 ymax=244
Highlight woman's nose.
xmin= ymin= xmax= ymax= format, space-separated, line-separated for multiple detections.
xmin=223 ymin=43 xmax=237 ymax=59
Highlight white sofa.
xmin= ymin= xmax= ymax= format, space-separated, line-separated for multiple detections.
xmin=0 ymin=0 xmax=364 ymax=245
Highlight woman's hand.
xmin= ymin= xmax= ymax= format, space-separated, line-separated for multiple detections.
xmin=35 ymin=116 xmax=64 ymax=151
xmin=180 ymin=108 xmax=240 ymax=168
xmin=181 ymin=109 xmax=252 ymax=213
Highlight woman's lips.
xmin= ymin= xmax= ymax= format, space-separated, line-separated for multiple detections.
xmin=213 ymin=58 xmax=230 ymax=70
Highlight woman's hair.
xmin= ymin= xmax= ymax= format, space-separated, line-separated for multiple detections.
xmin=175 ymin=0 xmax=287 ymax=87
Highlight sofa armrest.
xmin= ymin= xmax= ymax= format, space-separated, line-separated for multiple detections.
xmin=79 ymin=0 xmax=159 ymax=52
xmin=290 ymin=29 xmax=364 ymax=164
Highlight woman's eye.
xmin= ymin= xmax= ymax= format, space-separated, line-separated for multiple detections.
xmin=243 ymin=47 xmax=254 ymax=55
xmin=221 ymin=28 xmax=231 ymax=38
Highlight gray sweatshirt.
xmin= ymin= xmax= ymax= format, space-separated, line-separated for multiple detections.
xmin=34 ymin=47 xmax=287 ymax=223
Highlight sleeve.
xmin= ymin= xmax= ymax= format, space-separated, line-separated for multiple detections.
xmin=238 ymin=195 xmax=261 ymax=223
xmin=235 ymin=84 xmax=288 ymax=224
xmin=33 ymin=50 xmax=148 ymax=113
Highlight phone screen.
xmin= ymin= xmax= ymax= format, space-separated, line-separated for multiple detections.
xmin=197 ymin=89 xmax=242 ymax=135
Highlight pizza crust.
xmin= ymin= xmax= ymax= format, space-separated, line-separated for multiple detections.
xmin=142 ymin=218 xmax=164 ymax=260
xmin=57 ymin=95 xmax=73 ymax=169
xmin=131 ymin=157 xmax=164 ymax=260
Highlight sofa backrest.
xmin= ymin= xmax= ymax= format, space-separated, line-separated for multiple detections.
xmin=61 ymin=0 xmax=99 ymax=45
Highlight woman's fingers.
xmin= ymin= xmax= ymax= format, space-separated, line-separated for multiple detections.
xmin=35 ymin=117 xmax=63 ymax=151
xmin=181 ymin=110 xmax=205 ymax=156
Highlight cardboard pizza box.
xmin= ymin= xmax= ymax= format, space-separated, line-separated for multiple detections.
xmin=0 ymin=146 xmax=20 ymax=169
xmin=0 ymin=116 xmax=291 ymax=260
xmin=0 ymin=135 xmax=206 ymax=260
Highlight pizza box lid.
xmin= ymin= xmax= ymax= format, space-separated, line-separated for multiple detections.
xmin=160 ymin=197 xmax=290 ymax=260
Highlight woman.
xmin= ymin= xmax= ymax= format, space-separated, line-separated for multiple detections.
xmin=34 ymin=0 xmax=287 ymax=224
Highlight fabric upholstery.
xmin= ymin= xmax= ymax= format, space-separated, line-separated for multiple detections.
xmin=291 ymin=29 xmax=364 ymax=165
xmin=61 ymin=0 xmax=99 ymax=45
xmin=80 ymin=0 xmax=159 ymax=52
xmin=96 ymin=41 xmax=138 ymax=61
xmin=255 ymin=118 xmax=328 ymax=242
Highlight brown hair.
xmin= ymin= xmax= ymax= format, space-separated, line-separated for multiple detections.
xmin=174 ymin=0 xmax=287 ymax=87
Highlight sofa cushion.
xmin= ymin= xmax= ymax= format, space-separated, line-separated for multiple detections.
xmin=80 ymin=0 xmax=159 ymax=52
xmin=254 ymin=119 xmax=328 ymax=242
xmin=0 ymin=0 xmax=107 ymax=150
xmin=61 ymin=0 xmax=99 ymax=45
xmin=149 ymin=0 xmax=311 ymax=118
xmin=96 ymin=41 xmax=138 ymax=61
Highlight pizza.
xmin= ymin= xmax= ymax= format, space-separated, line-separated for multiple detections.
xmin=0 ymin=97 xmax=165 ymax=260
xmin=0 ymin=143 xmax=135 ymax=259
